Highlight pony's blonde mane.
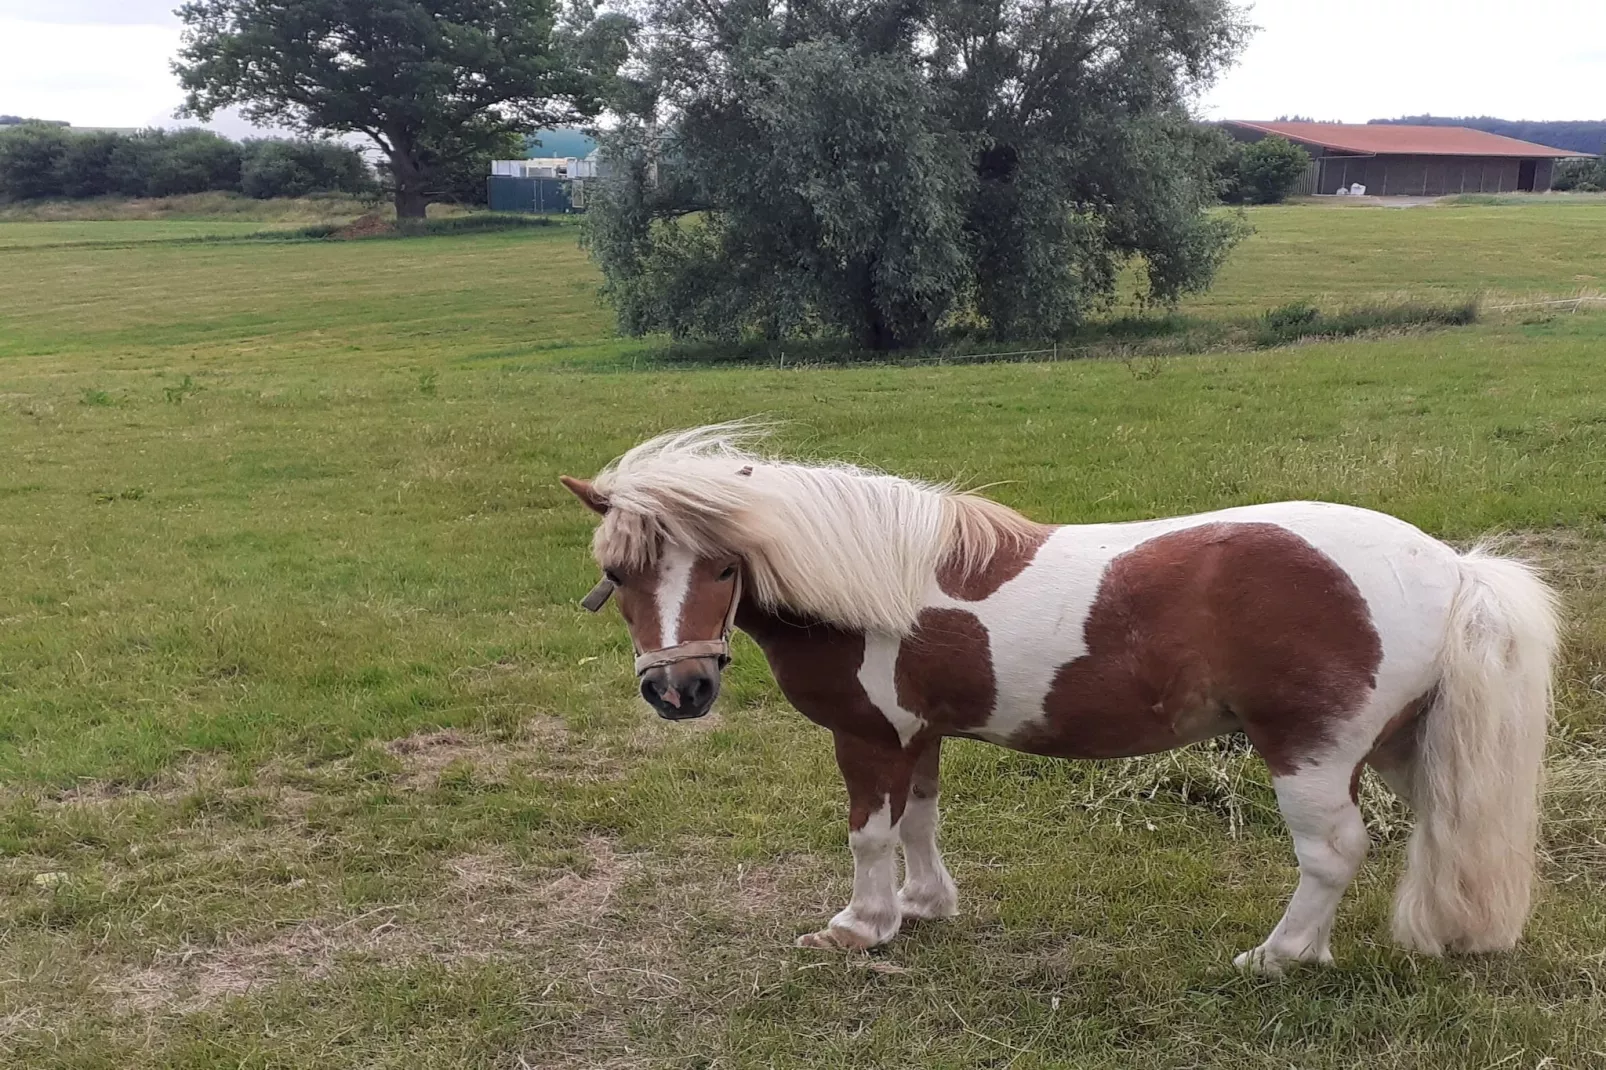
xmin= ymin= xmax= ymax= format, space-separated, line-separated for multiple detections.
xmin=590 ymin=422 xmax=1039 ymax=636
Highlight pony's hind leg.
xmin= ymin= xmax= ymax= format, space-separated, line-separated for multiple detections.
xmin=1236 ymin=758 xmax=1370 ymax=974
xmin=898 ymin=739 xmax=959 ymax=921
xmin=797 ymin=731 xmax=922 ymax=950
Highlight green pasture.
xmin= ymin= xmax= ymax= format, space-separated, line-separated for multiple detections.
xmin=0 ymin=200 xmax=1603 ymax=1068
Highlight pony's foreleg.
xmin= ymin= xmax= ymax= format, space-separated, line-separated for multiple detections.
xmin=797 ymin=731 xmax=923 ymax=950
xmin=898 ymin=738 xmax=958 ymax=921
xmin=1236 ymin=761 xmax=1369 ymax=974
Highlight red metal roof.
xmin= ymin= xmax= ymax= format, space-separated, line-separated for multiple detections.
xmin=1226 ymin=121 xmax=1585 ymax=158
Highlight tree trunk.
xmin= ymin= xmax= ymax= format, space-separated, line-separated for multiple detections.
xmin=857 ymin=259 xmax=899 ymax=351
xmin=389 ymin=147 xmax=430 ymax=221
xmin=394 ymin=184 xmax=429 ymax=220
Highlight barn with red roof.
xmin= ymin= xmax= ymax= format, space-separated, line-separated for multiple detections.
xmin=1223 ymin=121 xmax=1590 ymax=196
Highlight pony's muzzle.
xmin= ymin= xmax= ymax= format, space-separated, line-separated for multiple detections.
xmin=640 ymin=661 xmax=722 ymax=720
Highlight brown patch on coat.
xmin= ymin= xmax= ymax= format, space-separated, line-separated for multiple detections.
xmin=737 ymin=602 xmax=916 ymax=829
xmin=894 ymin=608 xmax=996 ymax=731
xmin=1018 ymin=522 xmax=1383 ymax=775
xmin=601 ymin=559 xmax=665 ymax=653
xmin=937 ymin=524 xmax=1051 ymax=600
xmin=675 ymin=555 xmax=741 ymax=645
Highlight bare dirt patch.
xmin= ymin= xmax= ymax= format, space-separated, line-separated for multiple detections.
xmin=532 ymin=836 xmax=631 ymax=929
xmin=106 ymin=909 xmax=426 ymax=1015
xmin=331 ymin=213 xmax=396 ymax=240
xmin=40 ymin=753 xmax=234 ymax=809
xmin=100 ymin=835 xmax=646 ymax=1016
xmin=378 ymin=716 xmax=614 ymax=789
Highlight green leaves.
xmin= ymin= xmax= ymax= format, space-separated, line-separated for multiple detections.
xmin=1222 ymin=136 xmax=1315 ymax=205
xmin=587 ymin=0 xmax=1252 ymax=348
xmin=174 ymin=0 xmax=620 ymax=216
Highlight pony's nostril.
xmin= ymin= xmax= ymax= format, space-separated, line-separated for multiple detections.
xmin=640 ymin=677 xmax=662 ymax=706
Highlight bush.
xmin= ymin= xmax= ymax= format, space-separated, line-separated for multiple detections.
xmin=1261 ymin=301 xmax=1319 ymax=332
xmin=55 ymin=131 xmax=122 ymax=198
xmin=1220 ymin=136 xmax=1313 ymax=205
xmin=0 ymin=126 xmax=374 ymax=203
xmin=1552 ymin=156 xmax=1606 ymax=193
xmin=0 ymin=123 xmax=72 ymax=200
xmin=241 ymin=139 xmax=375 ymax=199
xmin=141 ymin=130 xmax=243 ymax=196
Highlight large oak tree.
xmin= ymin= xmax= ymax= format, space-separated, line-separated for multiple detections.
xmin=174 ymin=0 xmax=626 ymax=218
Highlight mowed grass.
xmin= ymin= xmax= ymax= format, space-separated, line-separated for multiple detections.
xmin=1192 ymin=201 xmax=1606 ymax=312
xmin=0 ymin=202 xmax=1604 ymax=1068
xmin=0 ymin=219 xmax=307 ymax=249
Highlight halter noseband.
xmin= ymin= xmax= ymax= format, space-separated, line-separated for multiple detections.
xmin=580 ymin=568 xmax=743 ymax=677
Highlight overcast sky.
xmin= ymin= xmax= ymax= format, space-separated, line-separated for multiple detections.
xmin=2 ymin=0 xmax=1603 ymax=132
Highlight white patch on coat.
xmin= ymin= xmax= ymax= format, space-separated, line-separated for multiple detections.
xmin=857 ymin=639 xmax=926 ymax=747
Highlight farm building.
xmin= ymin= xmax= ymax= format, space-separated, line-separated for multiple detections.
xmin=486 ymin=154 xmax=608 ymax=213
xmin=1223 ymin=121 xmax=1589 ymax=196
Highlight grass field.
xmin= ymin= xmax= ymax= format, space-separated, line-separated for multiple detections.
xmin=1 ymin=199 xmax=1604 ymax=1068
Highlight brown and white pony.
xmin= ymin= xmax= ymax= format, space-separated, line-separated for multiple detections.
xmin=560 ymin=424 xmax=1558 ymax=973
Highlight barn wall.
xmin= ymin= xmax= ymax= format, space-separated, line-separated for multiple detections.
xmin=1314 ymin=155 xmax=1536 ymax=195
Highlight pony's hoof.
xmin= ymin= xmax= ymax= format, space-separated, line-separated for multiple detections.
xmin=897 ymin=885 xmax=958 ymax=921
xmin=796 ymin=926 xmax=872 ymax=951
xmin=1233 ymin=947 xmax=1286 ymax=976
xmin=1234 ymin=944 xmax=1332 ymax=975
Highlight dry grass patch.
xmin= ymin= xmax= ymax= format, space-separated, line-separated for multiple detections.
xmin=95 ymin=835 xmax=641 ymax=1017
xmin=33 ymin=753 xmax=235 ymax=808
xmin=104 ymin=910 xmax=424 ymax=1015
xmin=379 ymin=715 xmax=603 ymax=789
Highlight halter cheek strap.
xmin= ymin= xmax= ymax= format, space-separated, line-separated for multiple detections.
xmin=579 ymin=570 xmax=743 ymax=677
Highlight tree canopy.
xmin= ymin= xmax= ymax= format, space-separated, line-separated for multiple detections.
xmin=587 ymin=0 xmax=1250 ymax=349
xmin=174 ymin=0 xmax=626 ymax=217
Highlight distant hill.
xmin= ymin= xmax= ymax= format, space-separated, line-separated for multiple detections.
xmin=524 ymin=128 xmax=597 ymax=159
xmin=1370 ymin=116 xmax=1605 ymax=155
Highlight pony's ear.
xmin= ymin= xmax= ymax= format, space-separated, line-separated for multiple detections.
xmin=559 ymin=476 xmax=609 ymax=515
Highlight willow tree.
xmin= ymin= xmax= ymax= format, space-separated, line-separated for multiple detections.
xmin=587 ymin=0 xmax=1250 ymax=349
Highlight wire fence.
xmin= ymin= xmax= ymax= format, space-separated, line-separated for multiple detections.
xmin=555 ymin=340 xmax=1153 ymax=374
xmin=547 ymin=294 xmax=1605 ymax=375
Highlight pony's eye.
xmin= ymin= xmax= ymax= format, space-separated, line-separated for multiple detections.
xmin=603 ymin=569 xmax=623 ymax=586
xmin=718 ymin=565 xmax=737 ymax=581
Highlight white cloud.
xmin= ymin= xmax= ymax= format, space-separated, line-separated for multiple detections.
xmin=1199 ymin=0 xmax=1606 ymax=122
xmin=3 ymin=2 xmax=1603 ymax=134
xmin=0 ymin=19 xmax=184 ymax=126
xmin=0 ymin=2 xmax=177 ymax=26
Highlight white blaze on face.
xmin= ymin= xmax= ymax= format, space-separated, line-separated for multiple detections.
xmin=655 ymin=545 xmax=697 ymax=647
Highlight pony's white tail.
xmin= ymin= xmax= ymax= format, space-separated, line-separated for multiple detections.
xmin=1392 ymin=546 xmax=1559 ymax=954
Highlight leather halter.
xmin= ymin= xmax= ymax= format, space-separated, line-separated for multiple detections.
xmin=580 ymin=569 xmax=743 ymax=677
